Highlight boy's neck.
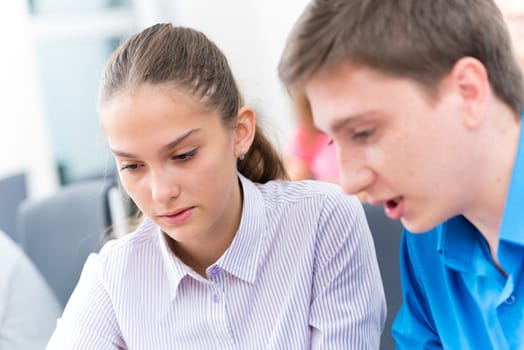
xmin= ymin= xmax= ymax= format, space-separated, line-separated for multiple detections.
xmin=463 ymin=105 xmax=521 ymax=269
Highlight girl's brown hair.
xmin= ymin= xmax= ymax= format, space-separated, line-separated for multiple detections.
xmin=99 ymin=24 xmax=287 ymax=183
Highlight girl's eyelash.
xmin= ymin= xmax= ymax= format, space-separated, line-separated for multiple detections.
xmin=119 ymin=163 xmax=140 ymax=172
xmin=327 ymin=139 xmax=334 ymax=146
xmin=119 ymin=148 xmax=198 ymax=171
xmin=173 ymin=148 xmax=197 ymax=161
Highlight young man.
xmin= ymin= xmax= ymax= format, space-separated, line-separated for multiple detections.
xmin=279 ymin=0 xmax=524 ymax=349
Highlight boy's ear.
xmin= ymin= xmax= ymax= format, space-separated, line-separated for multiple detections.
xmin=234 ymin=106 xmax=256 ymax=158
xmin=449 ymin=56 xmax=489 ymax=129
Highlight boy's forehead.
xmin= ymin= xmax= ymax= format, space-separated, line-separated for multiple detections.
xmin=304 ymin=64 xmax=380 ymax=132
xmin=304 ymin=61 xmax=409 ymax=107
xmin=304 ymin=62 xmax=447 ymax=134
xmin=305 ymin=61 xmax=375 ymax=96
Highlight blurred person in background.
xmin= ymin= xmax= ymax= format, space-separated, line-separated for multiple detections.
xmin=279 ymin=0 xmax=524 ymax=348
xmin=47 ymin=24 xmax=385 ymax=349
xmin=285 ymin=95 xmax=339 ymax=183
xmin=0 ymin=230 xmax=60 ymax=350
xmin=285 ymin=94 xmax=368 ymax=201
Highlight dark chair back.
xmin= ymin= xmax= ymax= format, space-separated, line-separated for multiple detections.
xmin=363 ymin=203 xmax=403 ymax=350
xmin=17 ymin=179 xmax=113 ymax=307
xmin=0 ymin=172 xmax=27 ymax=242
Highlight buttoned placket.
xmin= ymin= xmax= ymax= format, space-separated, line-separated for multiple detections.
xmin=207 ymin=266 xmax=235 ymax=349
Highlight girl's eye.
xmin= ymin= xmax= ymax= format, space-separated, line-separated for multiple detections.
xmin=327 ymin=139 xmax=334 ymax=146
xmin=173 ymin=148 xmax=197 ymax=161
xmin=119 ymin=163 xmax=140 ymax=172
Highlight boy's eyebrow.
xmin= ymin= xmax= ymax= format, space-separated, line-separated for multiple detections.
xmin=330 ymin=111 xmax=374 ymax=134
xmin=111 ymin=129 xmax=201 ymax=158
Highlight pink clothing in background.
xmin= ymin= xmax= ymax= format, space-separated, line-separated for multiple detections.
xmin=288 ymin=127 xmax=339 ymax=182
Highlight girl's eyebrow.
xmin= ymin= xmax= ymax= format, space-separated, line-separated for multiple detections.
xmin=159 ymin=129 xmax=201 ymax=155
xmin=111 ymin=128 xmax=202 ymax=158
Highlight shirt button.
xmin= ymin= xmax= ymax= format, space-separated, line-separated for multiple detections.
xmin=505 ymin=294 xmax=516 ymax=305
xmin=212 ymin=293 xmax=221 ymax=303
xmin=209 ymin=265 xmax=220 ymax=277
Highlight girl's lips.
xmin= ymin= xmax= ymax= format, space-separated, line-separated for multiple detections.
xmin=384 ymin=197 xmax=405 ymax=220
xmin=159 ymin=207 xmax=194 ymax=225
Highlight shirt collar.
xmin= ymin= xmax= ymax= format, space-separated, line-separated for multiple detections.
xmin=437 ymin=215 xmax=489 ymax=274
xmin=156 ymin=173 xmax=266 ymax=301
xmin=437 ymin=115 xmax=524 ymax=273
xmin=499 ymin=118 xmax=524 ymax=246
xmin=156 ymin=222 xmax=189 ymax=301
xmin=215 ymin=173 xmax=265 ymax=284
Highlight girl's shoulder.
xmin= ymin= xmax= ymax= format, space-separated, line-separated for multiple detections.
xmin=96 ymin=218 xmax=159 ymax=262
xmin=255 ymin=179 xmax=362 ymax=214
xmin=257 ymin=178 xmax=349 ymax=200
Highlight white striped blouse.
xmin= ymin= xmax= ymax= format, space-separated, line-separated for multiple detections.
xmin=46 ymin=175 xmax=386 ymax=349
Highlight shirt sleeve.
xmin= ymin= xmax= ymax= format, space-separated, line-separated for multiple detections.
xmin=46 ymin=254 xmax=126 ymax=350
xmin=0 ymin=249 xmax=61 ymax=350
xmin=392 ymin=232 xmax=442 ymax=349
xmin=309 ymin=192 xmax=386 ymax=349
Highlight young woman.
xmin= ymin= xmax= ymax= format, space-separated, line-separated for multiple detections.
xmin=47 ymin=24 xmax=385 ymax=349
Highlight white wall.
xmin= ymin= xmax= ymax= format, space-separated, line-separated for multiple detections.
xmin=0 ymin=0 xmax=308 ymax=198
xmin=0 ymin=1 xmax=59 ymax=198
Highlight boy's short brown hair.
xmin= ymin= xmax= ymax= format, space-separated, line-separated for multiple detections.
xmin=279 ymin=0 xmax=524 ymax=115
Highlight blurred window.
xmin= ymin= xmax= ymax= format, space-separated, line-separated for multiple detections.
xmin=28 ymin=0 xmax=132 ymax=15
xmin=28 ymin=0 xmax=136 ymax=184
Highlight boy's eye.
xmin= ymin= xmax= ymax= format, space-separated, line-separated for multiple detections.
xmin=173 ymin=148 xmax=197 ymax=161
xmin=351 ymin=129 xmax=374 ymax=141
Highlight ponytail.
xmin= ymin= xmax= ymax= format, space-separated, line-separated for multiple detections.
xmin=237 ymin=125 xmax=288 ymax=183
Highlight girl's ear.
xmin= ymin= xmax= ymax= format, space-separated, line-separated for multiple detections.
xmin=234 ymin=106 xmax=256 ymax=158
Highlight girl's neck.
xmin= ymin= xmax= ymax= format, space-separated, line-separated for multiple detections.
xmin=165 ymin=180 xmax=244 ymax=278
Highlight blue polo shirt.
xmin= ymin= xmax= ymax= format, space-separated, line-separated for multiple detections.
xmin=392 ymin=125 xmax=524 ymax=349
